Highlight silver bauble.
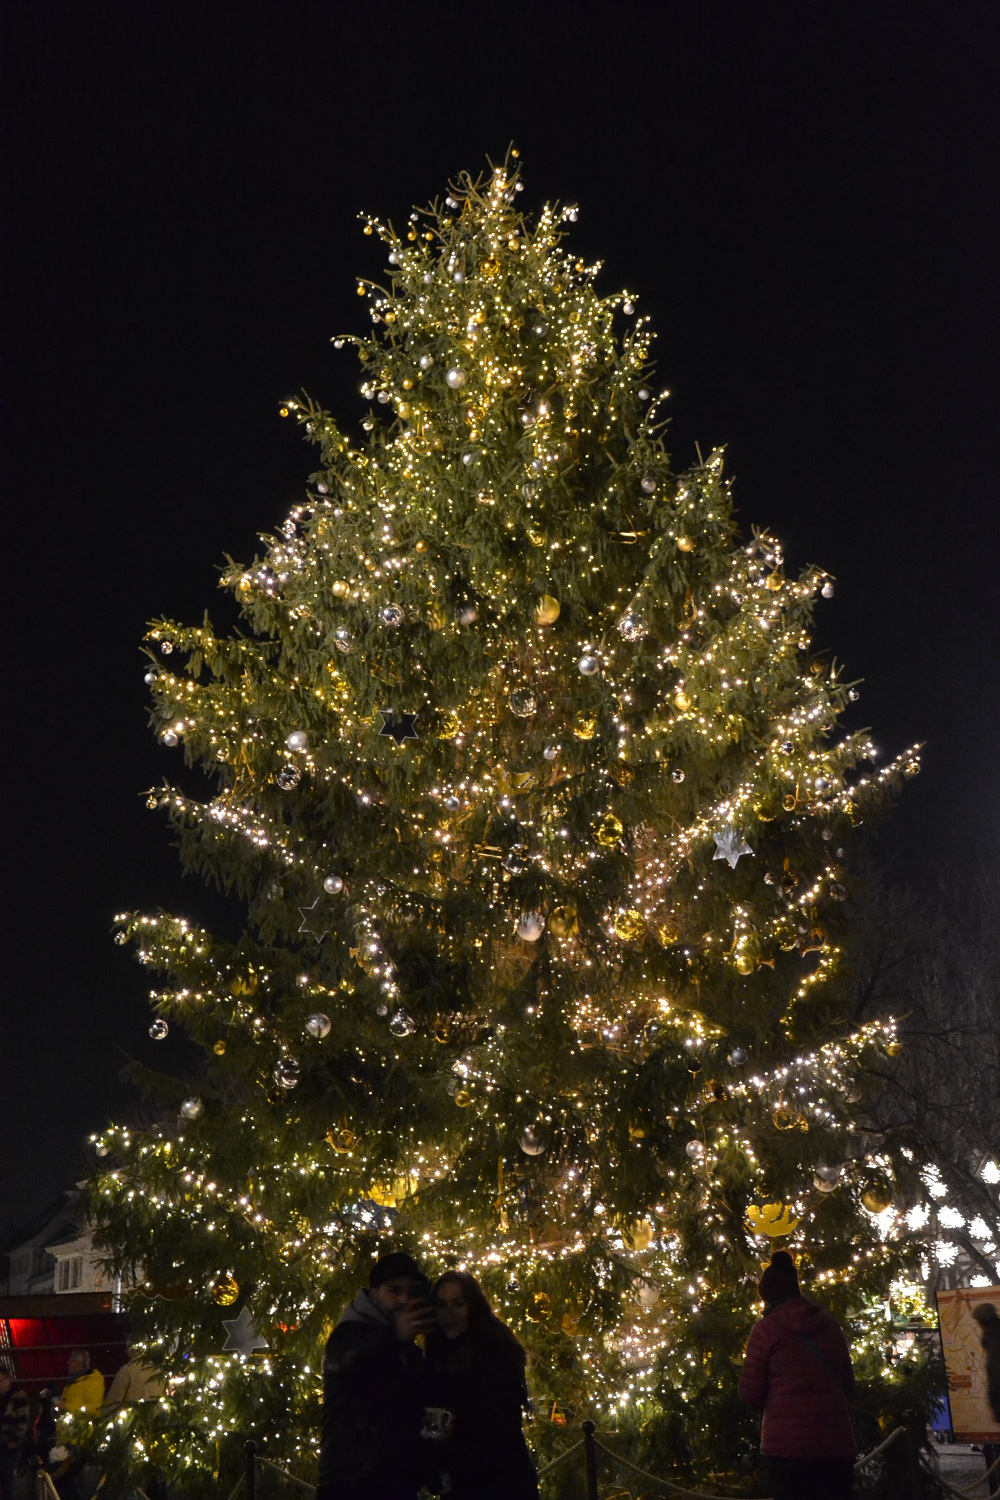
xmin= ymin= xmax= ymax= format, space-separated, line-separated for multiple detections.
xmin=380 ymin=604 xmax=404 ymax=628
xmin=445 ymin=366 xmax=466 ymax=389
xmin=388 ymin=1008 xmax=416 ymax=1037
xmin=455 ymin=602 xmax=478 ymax=624
xmin=617 ymin=613 xmax=647 ymax=642
xmin=149 ymin=1018 xmax=169 ymax=1041
xmin=516 ymin=911 xmax=545 ymax=942
xmin=334 ymin=627 xmax=356 ymax=653
xmin=286 ymin=730 xmax=308 ymax=753
xmin=685 ymin=1139 xmax=705 ymax=1161
xmin=727 ymin=1047 xmax=748 ymax=1067
xmin=323 ymin=874 xmax=345 ymax=894
xmin=814 ymin=1164 xmax=841 ymax=1193
xmin=543 ymin=744 xmax=560 ymax=761
xmin=273 ymin=1057 xmax=301 ymax=1089
xmin=444 ymin=795 xmax=461 ymax=812
xmin=519 ymin=1124 xmax=546 ymax=1156
xmin=578 ymin=655 xmax=599 ymax=676
xmin=306 ymin=1013 xmax=331 ymax=1039
xmin=180 ymin=1097 xmax=204 ymax=1121
xmin=509 ymin=688 xmax=538 ymax=717
xmin=277 ymin=764 xmax=301 ymax=790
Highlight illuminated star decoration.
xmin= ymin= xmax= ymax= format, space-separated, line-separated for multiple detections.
xmin=298 ymin=900 xmax=328 ymax=942
xmin=377 ymin=708 xmax=419 ymax=745
xmin=712 ymin=826 xmax=753 ymax=869
xmin=221 ymin=1305 xmax=268 ymax=1355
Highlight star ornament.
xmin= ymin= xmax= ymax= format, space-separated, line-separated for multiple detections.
xmin=221 ymin=1305 xmax=268 ymax=1355
xmin=712 ymin=826 xmax=753 ymax=869
xmin=298 ymin=899 xmax=329 ymax=942
xmin=377 ymin=708 xmax=419 ymax=745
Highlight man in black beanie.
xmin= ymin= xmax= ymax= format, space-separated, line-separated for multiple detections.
xmin=318 ymin=1251 xmax=433 ymax=1500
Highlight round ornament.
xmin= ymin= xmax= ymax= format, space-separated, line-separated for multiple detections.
xmin=455 ymin=602 xmax=478 ymax=624
xmin=509 ymin=688 xmax=538 ymax=717
xmin=444 ymin=795 xmax=461 ymax=812
xmin=503 ymin=849 xmax=527 ymax=875
xmin=454 ymin=1088 xmax=472 ymax=1108
xmin=543 ymin=744 xmax=561 ymax=761
xmin=573 ymin=714 xmax=598 ymax=741
xmin=614 ymin=908 xmax=645 ymax=942
xmin=676 ymin=535 xmax=696 ymax=553
xmin=437 ymin=711 xmax=460 ymax=739
xmin=380 ymin=604 xmax=404 ymax=628
xmin=592 ymin=812 xmax=624 ymax=847
xmin=516 ymin=911 xmax=545 ymax=942
xmin=161 ymin=730 xmax=178 ymax=747
xmin=388 ymin=1009 xmax=416 ymax=1037
xmin=180 ymin=1097 xmax=204 ymax=1121
xmin=671 ymin=768 xmax=685 ymax=783
xmin=821 ymin=582 xmax=835 ymax=599
xmin=673 ymin=688 xmax=692 ymax=711
xmin=861 ymin=1182 xmax=894 ymax=1214
xmin=274 ymin=1057 xmax=301 ymax=1089
xmin=746 ymin=1202 xmax=799 ymax=1237
xmin=330 ymin=1127 xmax=355 ymax=1153
xmin=419 ymin=354 xmax=434 ymax=370
xmin=533 ymin=595 xmax=561 ymax=625
xmin=628 ymin=1119 xmax=650 ymax=1140
xmin=637 ymin=1278 xmax=660 ymax=1307
xmin=277 ymin=764 xmax=302 ymax=790
xmin=617 ymin=613 xmax=647 ymax=642
xmin=323 ymin=874 xmax=345 ymax=895
xmin=149 ymin=1018 xmax=169 ymax=1041
xmin=213 ymin=1040 xmax=226 ymax=1056
xmin=306 ymin=1013 xmax=331 ymax=1039
xmin=286 ymin=731 xmax=308 ymax=753
xmin=640 ymin=474 xmax=657 ymax=494
xmin=548 ymin=905 xmax=578 ymax=938
xmin=727 ymin=1047 xmax=748 ymax=1067
xmin=445 ymin=366 xmax=467 ymax=389
xmin=813 ymin=1165 xmax=841 ymax=1193
xmin=519 ymin=1124 xmax=546 ymax=1156
xmin=685 ymin=1139 xmax=705 ymax=1161
xmin=212 ymin=1274 xmax=240 ymax=1307
xmin=334 ymin=627 xmax=356 ymax=654
xmin=578 ymin=654 xmax=599 ymax=676
xmin=332 ymin=580 xmax=350 ymax=598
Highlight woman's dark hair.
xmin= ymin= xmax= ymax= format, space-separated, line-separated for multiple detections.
xmin=427 ymin=1271 xmax=526 ymax=1365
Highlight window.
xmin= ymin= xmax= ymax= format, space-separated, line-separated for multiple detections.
xmin=56 ymin=1258 xmax=83 ymax=1292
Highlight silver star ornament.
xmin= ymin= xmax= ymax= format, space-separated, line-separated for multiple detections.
xmin=221 ymin=1305 xmax=268 ymax=1355
xmin=712 ymin=826 xmax=753 ymax=869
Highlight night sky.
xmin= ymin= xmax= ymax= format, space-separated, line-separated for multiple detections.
xmin=3 ymin=1 xmax=998 ymax=1232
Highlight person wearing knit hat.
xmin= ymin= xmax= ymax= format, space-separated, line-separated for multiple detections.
xmin=318 ymin=1250 xmax=434 ymax=1500
xmin=739 ymin=1249 xmax=857 ymax=1500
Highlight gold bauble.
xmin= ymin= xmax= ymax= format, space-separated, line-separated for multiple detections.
xmin=526 ymin=526 xmax=547 ymax=548
xmin=735 ymin=953 xmax=755 ymax=976
xmin=772 ymin=1107 xmax=796 ymax=1131
xmin=437 ymin=711 xmax=460 ymax=739
xmin=628 ymin=1119 xmax=650 ymax=1140
xmin=673 ymin=688 xmax=692 ymax=712
xmin=746 ymin=1202 xmax=799 ymax=1238
xmin=573 ymin=713 xmax=598 ymax=740
xmin=333 ymin=1128 xmax=355 ymax=1153
xmin=630 ymin=1220 xmax=656 ymax=1252
xmin=481 ymin=256 xmax=501 ymax=279
xmin=862 ymin=1182 xmax=894 ymax=1214
xmin=766 ymin=572 xmax=783 ymax=591
xmin=657 ymin=921 xmax=680 ymax=946
xmin=397 ymin=401 xmax=411 ymax=418
xmin=676 ymin=535 xmax=695 ymax=553
xmin=526 ymin=1292 xmax=552 ymax=1322
xmin=533 ymin=594 xmax=561 ymax=625
xmin=278 ymin=405 xmax=290 ymax=419
xmin=454 ymin=1088 xmax=472 ymax=1108
xmin=610 ymin=762 xmax=635 ymax=787
xmin=212 ymin=1274 xmax=240 ymax=1307
xmin=414 ymin=539 xmax=429 ymax=554
xmin=401 ymin=377 xmax=414 ymax=390
xmin=549 ymin=905 xmax=579 ymax=938
xmin=592 ymin=812 xmax=624 ymax=847
xmin=332 ymin=580 xmax=350 ymax=598
xmin=614 ymin=908 xmax=645 ymax=942
xmin=213 ymin=1040 xmax=227 ymax=1056
xmin=433 ymin=1021 xmax=453 ymax=1044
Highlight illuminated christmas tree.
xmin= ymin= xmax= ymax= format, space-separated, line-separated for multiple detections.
xmin=92 ymin=155 xmax=935 ymax=1492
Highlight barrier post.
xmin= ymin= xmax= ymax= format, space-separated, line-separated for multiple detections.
xmin=901 ymin=1410 xmax=922 ymax=1498
xmin=245 ymin=1439 xmax=257 ymax=1500
xmin=582 ymin=1420 xmax=599 ymax=1500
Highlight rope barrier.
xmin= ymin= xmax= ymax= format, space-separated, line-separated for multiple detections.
xmin=921 ymin=1448 xmax=1000 ymax=1499
xmin=225 ymin=1472 xmax=246 ymax=1500
xmin=255 ymin=1457 xmax=317 ymax=1493
xmin=536 ymin=1438 xmax=586 ymax=1478
xmin=853 ymin=1426 xmax=908 ymax=1469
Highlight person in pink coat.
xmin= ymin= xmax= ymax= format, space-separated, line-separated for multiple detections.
xmin=739 ymin=1249 xmax=857 ymax=1500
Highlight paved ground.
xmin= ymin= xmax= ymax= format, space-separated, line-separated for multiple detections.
xmin=930 ymin=1442 xmax=998 ymax=1492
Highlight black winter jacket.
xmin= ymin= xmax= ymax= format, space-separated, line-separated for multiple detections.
xmin=423 ymin=1331 xmax=538 ymax=1500
xmin=318 ymin=1291 xmax=424 ymax=1499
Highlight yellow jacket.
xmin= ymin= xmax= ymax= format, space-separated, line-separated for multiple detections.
xmin=63 ymin=1369 xmax=105 ymax=1414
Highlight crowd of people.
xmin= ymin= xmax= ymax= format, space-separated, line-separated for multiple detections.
xmin=5 ymin=1247 xmax=996 ymax=1500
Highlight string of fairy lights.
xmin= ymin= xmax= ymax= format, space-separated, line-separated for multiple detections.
xmin=88 ymin=155 xmax=940 ymax=1481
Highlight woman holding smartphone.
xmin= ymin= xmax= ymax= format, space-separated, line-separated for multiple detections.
xmin=423 ymin=1271 xmax=538 ymax=1500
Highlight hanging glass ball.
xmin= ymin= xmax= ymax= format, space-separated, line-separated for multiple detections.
xmin=274 ymin=1056 xmax=301 ymax=1089
xmin=614 ymin=909 xmax=645 ymax=942
xmin=638 ymin=387 xmax=651 ymax=401
xmin=95 ymin=1142 xmax=109 ymax=1157
xmin=286 ymin=730 xmax=308 ymax=753
xmin=277 ymin=764 xmax=302 ymax=790
xmin=334 ymin=627 xmax=356 ymax=653
xmin=862 ymin=1181 xmax=894 ymax=1214
xmin=813 ymin=1164 xmax=841 ymax=1193
xmin=503 ymin=849 xmax=527 ymax=875
xmin=543 ymin=744 xmax=560 ymax=761
xmin=578 ymin=654 xmax=599 ymax=676
xmin=830 ymin=883 xmax=848 ymax=902
xmin=212 ymin=1274 xmax=240 ymax=1307
xmin=180 ymin=1097 xmax=204 ymax=1121
xmin=618 ymin=613 xmax=647 ymax=642
xmin=455 ymin=602 xmax=478 ymax=624
xmin=323 ymin=874 xmax=345 ymax=895
xmin=144 ymin=669 xmax=157 ymax=685
xmin=388 ymin=1008 xmax=416 ymax=1037
xmin=213 ymin=1040 xmax=226 ymax=1055
xmin=418 ymin=353 xmax=434 ymax=370
xmin=671 ymin=768 xmax=685 ymax=783
xmin=519 ymin=1124 xmax=546 ymax=1156
xmin=306 ymin=1013 xmax=331 ymax=1039
xmin=149 ymin=1018 xmax=169 ymax=1041
xmin=592 ymin=812 xmax=624 ymax=847
xmin=685 ymin=1139 xmax=705 ymax=1161
xmin=727 ymin=1047 xmax=748 ymax=1067
xmin=380 ymin=604 xmax=404 ymax=628
xmin=533 ymin=594 xmax=560 ymax=625
xmin=161 ymin=729 xmax=179 ymax=747
xmin=454 ymin=1088 xmax=472 ymax=1108
xmin=509 ymin=688 xmax=538 ymax=717
xmin=676 ymin=535 xmax=696 ymax=553
xmin=516 ymin=911 xmax=545 ymax=941
xmin=637 ymin=1278 xmax=660 ymax=1307
xmin=821 ymin=582 xmax=835 ymax=599
xmin=640 ymin=474 xmax=657 ymax=494
xmin=445 ymin=366 xmax=467 ymax=389
xmin=574 ymin=713 xmax=598 ymax=740
xmin=548 ymin=905 xmax=579 ymax=938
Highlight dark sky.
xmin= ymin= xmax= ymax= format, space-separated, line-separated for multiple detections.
xmin=3 ymin=0 xmax=998 ymax=1231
